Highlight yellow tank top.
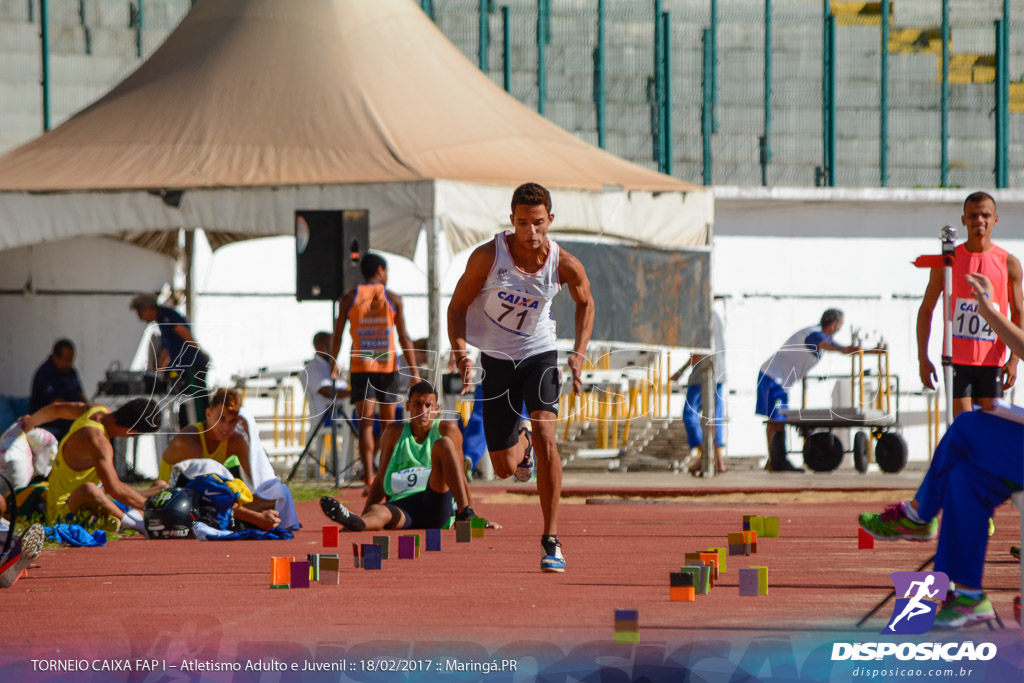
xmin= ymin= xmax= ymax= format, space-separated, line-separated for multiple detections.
xmin=347 ymin=283 xmax=397 ymax=373
xmin=46 ymin=406 xmax=109 ymax=522
xmin=157 ymin=421 xmax=230 ymax=482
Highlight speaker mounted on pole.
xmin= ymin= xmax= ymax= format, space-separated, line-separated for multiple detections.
xmin=295 ymin=210 xmax=369 ymax=301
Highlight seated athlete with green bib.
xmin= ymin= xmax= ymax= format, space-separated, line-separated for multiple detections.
xmin=320 ymin=380 xmax=496 ymax=531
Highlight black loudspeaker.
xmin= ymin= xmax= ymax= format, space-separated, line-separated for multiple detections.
xmin=295 ymin=210 xmax=369 ymax=301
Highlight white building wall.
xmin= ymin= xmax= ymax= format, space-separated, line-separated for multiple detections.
xmin=0 ymin=237 xmax=174 ymax=397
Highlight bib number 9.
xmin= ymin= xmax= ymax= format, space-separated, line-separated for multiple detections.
xmin=391 ymin=467 xmax=430 ymax=495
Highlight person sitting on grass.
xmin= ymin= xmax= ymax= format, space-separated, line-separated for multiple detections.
xmin=20 ymin=399 xmax=166 ymax=533
xmin=158 ymin=388 xmax=280 ymax=530
xmin=859 ymin=271 xmax=1024 ymax=629
xmin=320 ymin=380 xmax=497 ymax=532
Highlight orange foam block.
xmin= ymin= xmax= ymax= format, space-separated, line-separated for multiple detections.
xmin=670 ymin=586 xmax=696 ymax=602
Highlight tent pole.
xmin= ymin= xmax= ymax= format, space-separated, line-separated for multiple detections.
xmin=426 ymin=217 xmax=442 ymax=389
xmin=184 ymin=228 xmax=195 ymax=323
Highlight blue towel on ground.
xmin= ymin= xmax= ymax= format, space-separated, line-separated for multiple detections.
xmin=43 ymin=524 xmax=107 ymax=547
xmin=204 ymin=526 xmax=294 ymax=541
xmin=193 ymin=522 xmax=293 ymax=541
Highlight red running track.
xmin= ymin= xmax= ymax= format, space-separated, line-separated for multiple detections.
xmin=2 ymin=494 xmax=1020 ymax=664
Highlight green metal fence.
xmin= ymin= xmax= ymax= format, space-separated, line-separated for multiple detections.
xmin=2 ymin=0 xmax=1023 ymax=189
xmin=433 ymin=0 xmax=1024 ymax=189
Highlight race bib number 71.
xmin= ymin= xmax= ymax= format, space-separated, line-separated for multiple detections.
xmin=953 ymin=298 xmax=996 ymax=342
xmin=483 ymin=289 xmax=542 ymax=338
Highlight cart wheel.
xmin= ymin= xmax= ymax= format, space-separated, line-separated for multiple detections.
xmin=803 ymin=431 xmax=843 ymax=472
xmin=853 ymin=431 xmax=869 ymax=473
xmin=875 ymin=432 xmax=908 ymax=473
xmin=769 ymin=431 xmax=787 ymax=470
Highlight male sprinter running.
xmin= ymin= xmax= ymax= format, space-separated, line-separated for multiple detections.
xmin=448 ymin=182 xmax=594 ymax=573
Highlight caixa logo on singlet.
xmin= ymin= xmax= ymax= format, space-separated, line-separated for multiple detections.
xmin=883 ymin=571 xmax=949 ymax=635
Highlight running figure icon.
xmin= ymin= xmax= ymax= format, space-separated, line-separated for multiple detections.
xmin=889 ymin=575 xmax=940 ymax=632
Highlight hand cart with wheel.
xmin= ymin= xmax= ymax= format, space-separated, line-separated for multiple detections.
xmin=766 ymin=348 xmax=909 ymax=473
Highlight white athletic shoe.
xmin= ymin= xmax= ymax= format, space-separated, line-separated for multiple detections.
xmin=0 ymin=523 xmax=45 ymax=588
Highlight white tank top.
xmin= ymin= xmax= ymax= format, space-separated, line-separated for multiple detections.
xmin=466 ymin=232 xmax=561 ymax=360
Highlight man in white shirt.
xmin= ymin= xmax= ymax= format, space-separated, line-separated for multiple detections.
xmin=756 ymin=309 xmax=860 ymax=472
xmin=300 ymin=332 xmax=350 ymax=467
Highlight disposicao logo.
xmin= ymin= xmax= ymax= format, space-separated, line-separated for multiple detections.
xmin=830 ymin=569 xmax=998 ymax=664
xmin=883 ymin=571 xmax=949 ymax=635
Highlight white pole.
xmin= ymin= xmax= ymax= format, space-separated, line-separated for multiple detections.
xmin=940 ymin=225 xmax=956 ymax=427
xmin=426 ymin=216 xmax=442 ymax=390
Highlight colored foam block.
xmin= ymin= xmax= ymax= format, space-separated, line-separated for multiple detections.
xmin=858 ymin=528 xmax=874 ymax=549
xmin=751 ymin=566 xmax=768 ymax=595
xmin=728 ymin=543 xmax=747 ymax=556
xmin=413 ymin=534 xmax=421 ymax=558
xmin=425 ymin=528 xmax=442 ymax=551
xmin=615 ymin=619 xmax=639 ymax=631
xmin=670 ymin=585 xmax=696 ymax=602
xmin=320 ymin=554 xmax=340 ymax=585
xmin=322 ymin=525 xmax=339 ymax=548
xmin=743 ymin=515 xmax=756 ymax=531
xmin=455 ymin=520 xmax=472 ymax=543
xmin=684 ymin=552 xmax=704 ymax=566
xmin=677 ymin=566 xmax=701 ymax=589
xmin=306 ymin=554 xmax=320 ymax=581
xmin=362 ymin=544 xmax=383 ymax=570
xmin=614 ymin=609 xmax=638 ymax=622
xmin=398 ymin=535 xmax=415 ymax=559
xmin=670 ymin=571 xmax=695 ymax=587
xmin=698 ymin=552 xmax=719 ymax=580
xmin=762 ymin=516 xmax=780 ymax=538
xmin=614 ymin=631 xmax=640 ymax=644
xmin=683 ymin=564 xmax=710 ymax=595
xmin=706 ymin=547 xmax=726 ymax=574
xmin=742 ymin=530 xmax=758 ymax=553
xmin=270 ymin=556 xmax=291 ymax=588
xmin=352 ymin=542 xmax=361 ymax=568
xmin=750 ymin=517 xmax=765 ymax=538
xmin=470 ymin=517 xmax=486 ymax=539
xmin=739 ymin=568 xmax=760 ymax=596
xmin=727 ymin=532 xmax=745 ymax=544
xmin=290 ymin=561 xmax=310 ymax=588
xmin=372 ymin=536 xmax=391 ymax=560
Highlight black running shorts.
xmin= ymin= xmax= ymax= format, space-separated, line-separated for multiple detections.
xmin=480 ymin=350 xmax=561 ymax=452
xmin=350 ymin=372 xmax=401 ymax=404
xmin=952 ymin=364 xmax=1002 ymax=399
xmin=385 ymin=486 xmax=454 ymax=529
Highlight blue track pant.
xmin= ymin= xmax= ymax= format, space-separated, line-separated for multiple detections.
xmin=916 ymin=410 xmax=1023 ymax=588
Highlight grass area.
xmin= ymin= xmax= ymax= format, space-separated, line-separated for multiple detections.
xmin=288 ymin=483 xmax=350 ymax=503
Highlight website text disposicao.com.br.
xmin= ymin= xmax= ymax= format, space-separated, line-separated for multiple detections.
xmin=835 ymin=641 xmax=995 ymax=679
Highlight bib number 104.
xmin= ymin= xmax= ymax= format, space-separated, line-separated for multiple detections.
xmin=954 ymin=307 xmax=995 ymax=342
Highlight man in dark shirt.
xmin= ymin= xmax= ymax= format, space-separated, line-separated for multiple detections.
xmin=130 ymin=294 xmax=210 ymax=427
xmin=29 ymin=338 xmax=87 ymax=439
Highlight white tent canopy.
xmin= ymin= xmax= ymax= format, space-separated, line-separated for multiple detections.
xmin=0 ymin=0 xmax=712 ymax=391
xmin=0 ymin=0 xmax=711 ymax=257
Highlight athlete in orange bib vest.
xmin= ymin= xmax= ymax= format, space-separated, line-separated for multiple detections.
xmin=332 ymin=253 xmax=419 ymax=490
xmin=917 ymin=191 xmax=1024 ymax=416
